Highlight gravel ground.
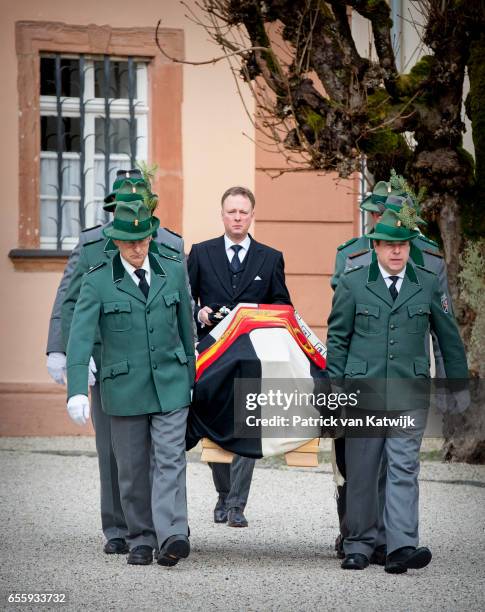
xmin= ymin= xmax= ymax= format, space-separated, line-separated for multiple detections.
xmin=0 ymin=437 xmax=484 ymax=612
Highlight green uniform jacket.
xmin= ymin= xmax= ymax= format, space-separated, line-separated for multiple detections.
xmin=61 ymin=236 xmax=184 ymax=362
xmin=331 ymin=236 xmax=371 ymax=290
xmin=66 ymin=251 xmax=195 ymax=416
xmin=326 ymin=260 xmax=468 ymax=407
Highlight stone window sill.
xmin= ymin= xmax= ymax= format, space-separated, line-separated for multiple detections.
xmin=9 ymin=249 xmax=69 ymax=271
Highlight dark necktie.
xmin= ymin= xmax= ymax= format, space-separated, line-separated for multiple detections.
xmin=230 ymin=245 xmax=243 ymax=273
xmin=389 ymin=275 xmax=399 ymax=301
xmin=134 ymin=268 xmax=149 ymax=299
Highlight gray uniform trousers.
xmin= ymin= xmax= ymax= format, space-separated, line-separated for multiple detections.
xmin=344 ymin=414 xmax=426 ymax=558
xmin=47 ymin=223 xmax=194 ymax=541
xmin=110 ymin=408 xmax=189 ymax=550
xmin=90 ymin=383 xmax=127 ymax=540
xmin=209 ymin=456 xmax=256 ymax=509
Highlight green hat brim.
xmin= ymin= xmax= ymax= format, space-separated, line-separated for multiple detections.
xmin=103 ymin=192 xmax=145 ymax=212
xmin=104 ymin=178 xmax=149 ymax=206
xmin=103 ymin=216 xmax=160 ymax=241
xmin=366 ymin=228 xmax=419 ymax=242
xmin=361 ymin=199 xmax=383 ymax=213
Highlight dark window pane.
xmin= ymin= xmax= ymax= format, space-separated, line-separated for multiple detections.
xmin=95 ymin=118 xmax=135 ymax=155
xmin=94 ymin=60 xmax=136 ymax=99
xmin=40 ymin=57 xmax=80 ymax=97
xmin=41 ymin=117 xmax=81 ymax=152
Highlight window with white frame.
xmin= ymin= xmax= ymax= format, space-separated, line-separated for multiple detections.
xmin=39 ymin=54 xmax=148 ymax=250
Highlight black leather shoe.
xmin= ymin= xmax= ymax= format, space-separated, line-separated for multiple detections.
xmin=227 ymin=507 xmax=248 ymax=528
xmin=157 ymin=534 xmax=190 ymax=567
xmin=341 ymin=553 xmax=369 ymax=570
xmin=103 ymin=538 xmax=129 ymax=555
xmin=385 ymin=546 xmax=432 ymax=574
xmin=370 ymin=544 xmax=387 ymax=566
xmin=335 ymin=534 xmax=345 ymax=559
xmin=214 ymin=497 xmax=228 ymax=523
xmin=127 ymin=545 xmax=153 ymax=565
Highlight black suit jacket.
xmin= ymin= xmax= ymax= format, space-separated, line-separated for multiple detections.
xmin=188 ymin=235 xmax=292 ymax=339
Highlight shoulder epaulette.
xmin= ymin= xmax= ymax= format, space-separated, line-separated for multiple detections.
xmin=163 ymin=227 xmax=182 ymax=239
xmin=82 ymin=224 xmax=102 ymax=233
xmin=159 ymin=251 xmax=182 ymax=263
xmin=83 ymin=237 xmax=104 ymax=247
xmin=417 ymin=234 xmax=439 ymax=248
xmin=160 ymin=241 xmax=182 ymax=253
xmin=87 ymin=261 xmax=107 ymax=274
xmin=415 ymin=264 xmax=437 ymax=275
xmin=337 ymin=237 xmax=358 ymax=251
xmin=344 ymin=265 xmax=363 ymax=274
xmin=422 ymin=248 xmax=443 ymax=258
xmin=348 ymin=248 xmax=370 ymax=259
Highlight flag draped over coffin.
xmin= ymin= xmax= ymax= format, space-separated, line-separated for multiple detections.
xmin=186 ymin=304 xmax=329 ymax=458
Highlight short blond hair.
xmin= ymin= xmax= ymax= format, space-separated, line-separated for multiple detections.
xmin=221 ymin=186 xmax=255 ymax=209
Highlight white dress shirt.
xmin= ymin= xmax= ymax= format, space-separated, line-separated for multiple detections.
xmin=224 ymin=234 xmax=251 ymax=264
xmin=378 ymin=262 xmax=405 ymax=293
xmin=119 ymin=254 xmax=151 ymax=288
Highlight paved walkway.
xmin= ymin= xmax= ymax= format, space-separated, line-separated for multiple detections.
xmin=1 ymin=437 xmax=484 ymax=612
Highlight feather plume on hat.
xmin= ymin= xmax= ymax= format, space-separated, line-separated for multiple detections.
xmin=136 ymin=161 xmax=159 ymax=213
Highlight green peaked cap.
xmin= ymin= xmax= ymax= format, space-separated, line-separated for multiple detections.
xmin=365 ymin=207 xmax=420 ymax=241
xmin=103 ymin=199 xmax=160 ymax=241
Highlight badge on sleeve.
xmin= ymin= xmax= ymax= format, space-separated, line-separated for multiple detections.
xmin=441 ymin=293 xmax=450 ymax=313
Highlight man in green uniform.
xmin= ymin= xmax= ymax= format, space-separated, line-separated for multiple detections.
xmin=331 ymin=181 xmax=441 ymax=290
xmin=66 ymin=200 xmax=195 ymax=567
xmin=326 ymin=208 xmax=468 ymax=573
xmin=48 ymin=169 xmax=191 ymax=556
xmin=330 ymin=175 xmax=458 ymax=561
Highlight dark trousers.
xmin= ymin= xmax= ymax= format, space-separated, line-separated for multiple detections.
xmin=209 ymin=455 xmax=256 ymax=509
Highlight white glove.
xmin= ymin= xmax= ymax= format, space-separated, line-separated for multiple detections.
xmin=88 ymin=356 xmax=97 ymax=387
xmin=47 ymin=352 xmax=66 ymax=385
xmin=67 ymin=394 xmax=90 ymax=426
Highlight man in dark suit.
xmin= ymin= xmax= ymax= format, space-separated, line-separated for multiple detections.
xmin=188 ymin=186 xmax=292 ymax=527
